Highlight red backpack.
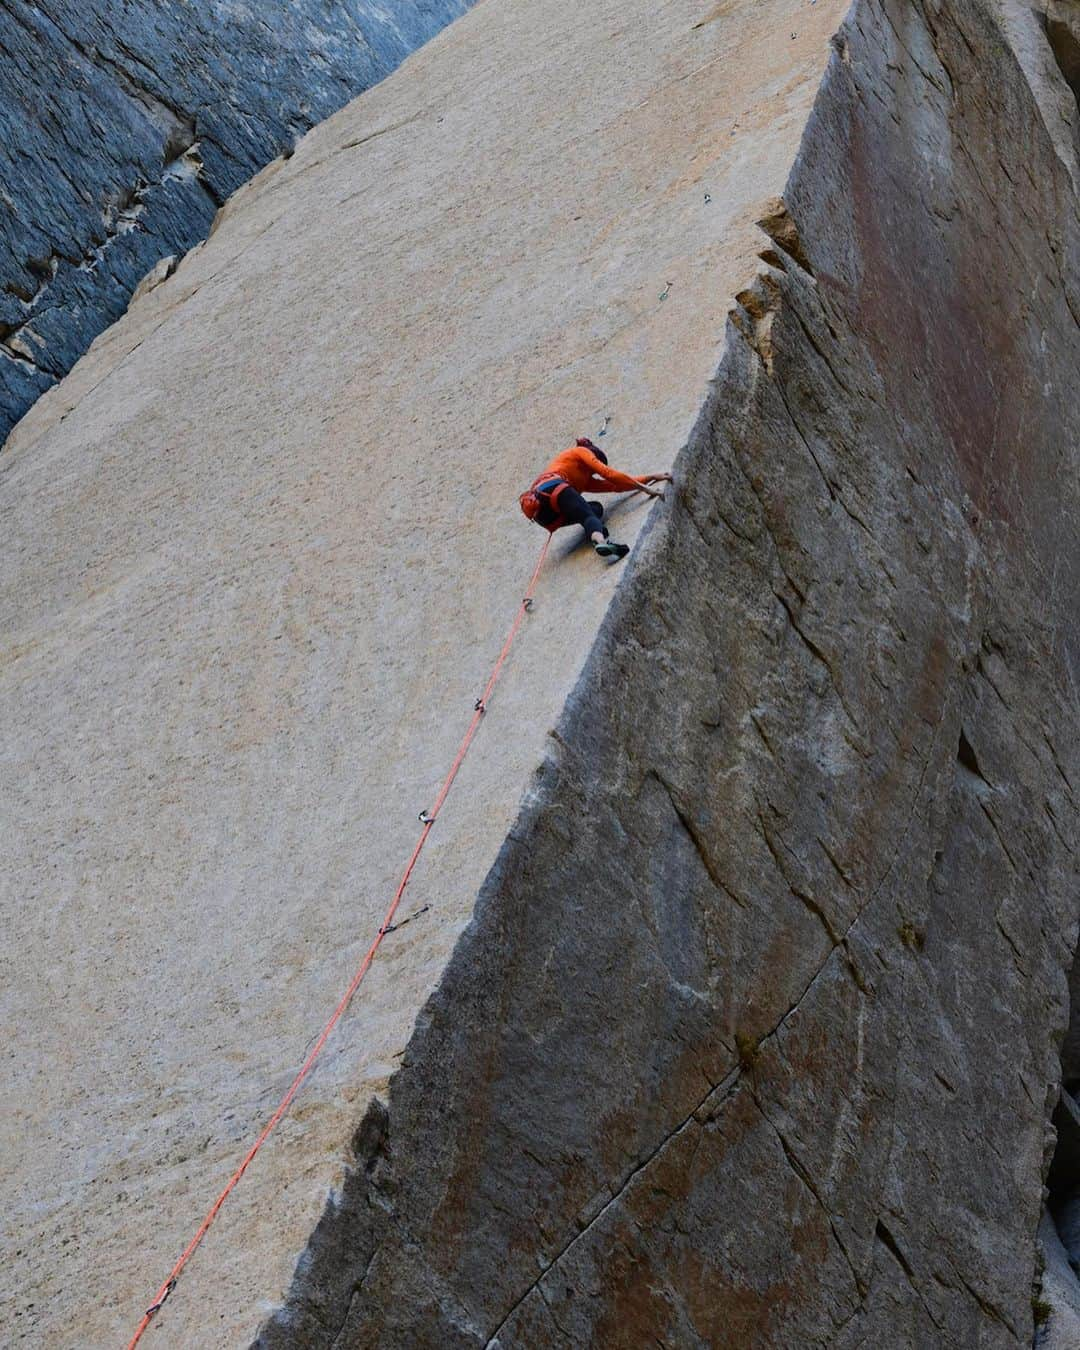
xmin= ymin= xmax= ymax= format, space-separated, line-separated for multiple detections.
xmin=519 ymin=477 xmax=568 ymax=528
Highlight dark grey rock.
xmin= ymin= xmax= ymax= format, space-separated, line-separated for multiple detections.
xmin=1036 ymin=1209 xmax=1080 ymax=1348
xmin=0 ymin=0 xmax=471 ymax=442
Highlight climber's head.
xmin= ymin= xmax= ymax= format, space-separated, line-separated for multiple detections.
xmin=576 ymin=437 xmax=607 ymax=463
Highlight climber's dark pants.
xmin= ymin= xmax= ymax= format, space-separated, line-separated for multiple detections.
xmin=537 ymin=482 xmax=607 ymax=538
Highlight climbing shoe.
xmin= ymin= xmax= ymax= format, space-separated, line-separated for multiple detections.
xmin=594 ymin=540 xmax=629 ymax=560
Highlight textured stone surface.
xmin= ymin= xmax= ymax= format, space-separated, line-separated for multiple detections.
xmin=258 ymin=0 xmax=1080 ymax=1343
xmin=6 ymin=0 xmax=1080 ymax=1345
xmin=1036 ymin=1210 xmax=1080 ymax=1348
xmin=0 ymin=0 xmax=472 ymax=442
xmin=0 ymin=0 xmax=847 ymax=1344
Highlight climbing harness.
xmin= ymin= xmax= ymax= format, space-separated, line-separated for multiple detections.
xmin=125 ymin=536 xmax=552 ymax=1349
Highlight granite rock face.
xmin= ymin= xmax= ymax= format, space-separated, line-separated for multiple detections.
xmin=257 ymin=1 xmax=1080 ymax=1344
xmin=0 ymin=0 xmax=471 ymax=442
xmin=6 ymin=0 xmax=1080 ymax=1345
xmin=1 ymin=0 xmax=850 ymax=1342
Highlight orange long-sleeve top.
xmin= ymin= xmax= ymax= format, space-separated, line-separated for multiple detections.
xmin=534 ymin=445 xmax=647 ymax=495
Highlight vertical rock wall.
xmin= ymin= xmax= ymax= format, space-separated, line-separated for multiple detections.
xmin=258 ymin=1 xmax=1080 ymax=1344
xmin=0 ymin=0 xmax=471 ymax=442
xmin=2 ymin=1 xmax=851 ymax=1341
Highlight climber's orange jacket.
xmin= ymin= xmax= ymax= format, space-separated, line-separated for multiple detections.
xmin=535 ymin=445 xmax=647 ymax=495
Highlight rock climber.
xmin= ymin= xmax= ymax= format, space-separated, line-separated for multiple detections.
xmin=519 ymin=437 xmax=672 ymax=560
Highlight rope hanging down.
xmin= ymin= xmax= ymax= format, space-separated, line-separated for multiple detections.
xmin=126 ymin=535 xmax=552 ymax=1349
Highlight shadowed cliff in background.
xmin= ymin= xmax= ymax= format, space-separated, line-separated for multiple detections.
xmin=0 ymin=0 xmax=472 ymax=443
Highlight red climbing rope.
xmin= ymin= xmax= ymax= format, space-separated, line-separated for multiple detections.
xmin=126 ymin=535 xmax=552 ymax=1348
